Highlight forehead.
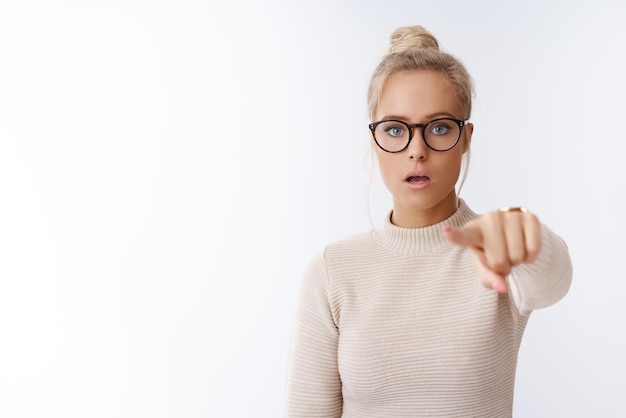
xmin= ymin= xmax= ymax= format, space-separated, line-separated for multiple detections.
xmin=376 ymin=70 xmax=463 ymax=121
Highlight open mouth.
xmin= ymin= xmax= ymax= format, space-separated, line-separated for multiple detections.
xmin=406 ymin=175 xmax=430 ymax=184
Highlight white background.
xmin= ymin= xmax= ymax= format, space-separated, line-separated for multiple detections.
xmin=0 ymin=0 xmax=624 ymax=417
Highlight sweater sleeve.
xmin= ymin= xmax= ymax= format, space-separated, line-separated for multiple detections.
xmin=507 ymin=224 xmax=573 ymax=315
xmin=285 ymin=250 xmax=343 ymax=417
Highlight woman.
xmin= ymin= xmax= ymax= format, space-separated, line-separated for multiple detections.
xmin=286 ymin=25 xmax=572 ymax=417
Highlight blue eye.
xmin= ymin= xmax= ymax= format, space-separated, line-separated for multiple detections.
xmin=384 ymin=125 xmax=405 ymax=137
xmin=430 ymin=123 xmax=452 ymax=135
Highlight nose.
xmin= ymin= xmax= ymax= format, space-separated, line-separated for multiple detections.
xmin=407 ymin=129 xmax=429 ymax=160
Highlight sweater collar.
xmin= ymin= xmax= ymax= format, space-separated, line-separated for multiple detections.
xmin=373 ymin=199 xmax=478 ymax=255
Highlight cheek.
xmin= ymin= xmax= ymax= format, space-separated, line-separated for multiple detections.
xmin=374 ymin=151 xmax=398 ymax=186
xmin=443 ymin=152 xmax=464 ymax=180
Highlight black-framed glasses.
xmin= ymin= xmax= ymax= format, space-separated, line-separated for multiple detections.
xmin=369 ymin=118 xmax=469 ymax=153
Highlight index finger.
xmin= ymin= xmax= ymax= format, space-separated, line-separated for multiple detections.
xmin=442 ymin=222 xmax=483 ymax=249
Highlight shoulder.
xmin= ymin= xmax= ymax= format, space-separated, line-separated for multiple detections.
xmin=321 ymin=230 xmax=379 ymax=264
xmin=303 ymin=230 xmax=377 ymax=276
xmin=325 ymin=230 xmax=375 ymax=252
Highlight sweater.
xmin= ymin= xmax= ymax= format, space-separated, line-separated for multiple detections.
xmin=285 ymin=200 xmax=572 ymax=417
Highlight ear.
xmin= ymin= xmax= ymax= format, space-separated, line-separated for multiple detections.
xmin=463 ymin=123 xmax=473 ymax=153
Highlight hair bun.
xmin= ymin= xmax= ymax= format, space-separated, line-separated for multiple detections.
xmin=389 ymin=25 xmax=439 ymax=54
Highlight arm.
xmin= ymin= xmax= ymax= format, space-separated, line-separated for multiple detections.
xmin=507 ymin=223 xmax=572 ymax=314
xmin=285 ymin=250 xmax=343 ymax=417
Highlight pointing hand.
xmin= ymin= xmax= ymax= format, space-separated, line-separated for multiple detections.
xmin=442 ymin=208 xmax=541 ymax=293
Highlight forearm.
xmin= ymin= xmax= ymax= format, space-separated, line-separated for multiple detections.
xmin=507 ymin=224 xmax=573 ymax=314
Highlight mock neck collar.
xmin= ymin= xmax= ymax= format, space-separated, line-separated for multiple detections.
xmin=373 ymin=199 xmax=478 ymax=255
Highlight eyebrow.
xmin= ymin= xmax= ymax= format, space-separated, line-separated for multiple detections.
xmin=379 ymin=111 xmax=460 ymax=122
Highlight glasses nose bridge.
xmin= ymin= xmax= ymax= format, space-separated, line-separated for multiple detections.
xmin=407 ymin=122 xmax=427 ymax=144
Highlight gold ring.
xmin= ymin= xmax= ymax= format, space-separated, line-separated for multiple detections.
xmin=498 ymin=206 xmax=528 ymax=213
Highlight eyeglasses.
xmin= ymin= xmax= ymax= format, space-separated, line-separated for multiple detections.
xmin=369 ymin=118 xmax=469 ymax=153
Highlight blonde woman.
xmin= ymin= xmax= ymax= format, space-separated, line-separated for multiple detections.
xmin=286 ymin=25 xmax=572 ymax=417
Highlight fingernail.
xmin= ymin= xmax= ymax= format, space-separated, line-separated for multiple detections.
xmin=491 ymin=278 xmax=508 ymax=294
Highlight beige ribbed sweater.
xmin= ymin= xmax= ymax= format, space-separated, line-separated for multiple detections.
xmin=286 ymin=200 xmax=572 ymax=417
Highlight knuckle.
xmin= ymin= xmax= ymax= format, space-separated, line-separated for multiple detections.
xmin=527 ymin=212 xmax=540 ymax=224
xmin=509 ymin=249 xmax=525 ymax=265
xmin=485 ymin=211 xmax=501 ymax=225
xmin=488 ymin=257 xmax=510 ymax=275
xmin=526 ymin=243 xmax=541 ymax=261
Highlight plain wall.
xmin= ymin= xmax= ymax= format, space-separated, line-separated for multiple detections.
xmin=1 ymin=0 xmax=624 ymax=416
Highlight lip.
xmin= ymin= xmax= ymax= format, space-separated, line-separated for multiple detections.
xmin=405 ymin=170 xmax=431 ymax=190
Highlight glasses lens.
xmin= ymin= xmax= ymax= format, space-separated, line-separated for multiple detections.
xmin=374 ymin=121 xmax=410 ymax=152
xmin=424 ymin=119 xmax=461 ymax=151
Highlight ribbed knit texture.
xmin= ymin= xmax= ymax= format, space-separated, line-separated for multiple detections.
xmin=286 ymin=200 xmax=572 ymax=417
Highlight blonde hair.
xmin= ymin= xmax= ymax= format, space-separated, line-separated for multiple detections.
xmin=366 ymin=25 xmax=474 ymax=194
xmin=367 ymin=25 xmax=474 ymax=121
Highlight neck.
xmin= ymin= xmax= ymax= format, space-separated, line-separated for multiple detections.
xmin=390 ymin=192 xmax=459 ymax=228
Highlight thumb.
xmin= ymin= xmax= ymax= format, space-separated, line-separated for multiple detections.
xmin=474 ymin=253 xmax=509 ymax=294
xmin=442 ymin=224 xmax=483 ymax=249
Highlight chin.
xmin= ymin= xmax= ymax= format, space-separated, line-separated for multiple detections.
xmin=401 ymin=191 xmax=457 ymax=212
